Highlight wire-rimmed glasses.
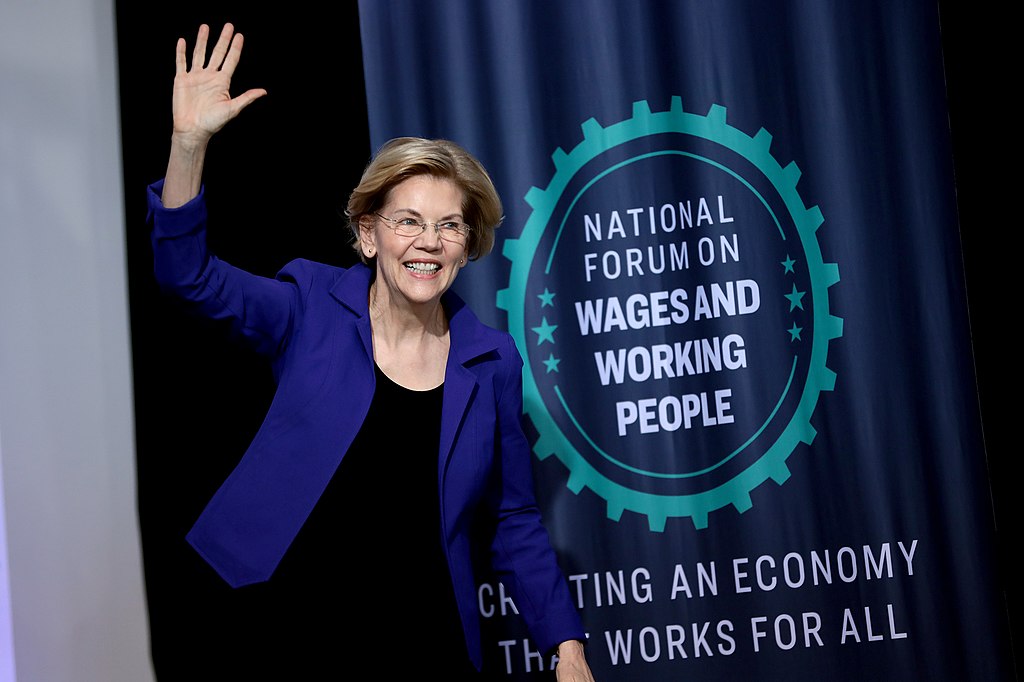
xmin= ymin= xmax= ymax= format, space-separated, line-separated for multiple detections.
xmin=375 ymin=213 xmax=471 ymax=244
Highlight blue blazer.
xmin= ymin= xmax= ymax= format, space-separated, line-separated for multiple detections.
xmin=146 ymin=181 xmax=585 ymax=666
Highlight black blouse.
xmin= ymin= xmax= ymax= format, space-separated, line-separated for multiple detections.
xmin=224 ymin=364 xmax=475 ymax=677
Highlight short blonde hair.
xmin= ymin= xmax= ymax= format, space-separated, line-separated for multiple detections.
xmin=345 ymin=137 xmax=504 ymax=264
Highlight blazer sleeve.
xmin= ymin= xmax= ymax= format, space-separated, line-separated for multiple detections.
xmin=487 ymin=334 xmax=586 ymax=655
xmin=145 ymin=179 xmax=298 ymax=358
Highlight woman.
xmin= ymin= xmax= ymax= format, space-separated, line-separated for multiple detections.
xmin=147 ymin=22 xmax=596 ymax=680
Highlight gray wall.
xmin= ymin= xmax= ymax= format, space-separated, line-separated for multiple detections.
xmin=0 ymin=0 xmax=154 ymax=680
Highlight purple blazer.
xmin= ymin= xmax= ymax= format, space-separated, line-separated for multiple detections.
xmin=146 ymin=181 xmax=585 ymax=667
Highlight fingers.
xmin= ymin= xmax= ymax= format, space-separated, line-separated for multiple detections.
xmin=180 ymin=23 xmax=240 ymax=73
xmin=190 ymin=23 xmax=210 ymax=71
xmin=219 ymin=31 xmax=245 ymax=76
xmin=206 ymin=23 xmax=236 ymax=72
xmin=174 ymin=37 xmax=187 ymax=75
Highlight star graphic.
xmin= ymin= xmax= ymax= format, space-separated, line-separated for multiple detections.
xmin=542 ymin=354 xmax=561 ymax=373
xmin=537 ymin=288 xmax=556 ymax=307
xmin=784 ymin=284 xmax=806 ymax=311
xmin=531 ymin=317 xmax=558 ymax=345
xmin=788 ymin=323 xmax=803 ymax=341
xmin=781 ymin=255 xmax=797 ymax=274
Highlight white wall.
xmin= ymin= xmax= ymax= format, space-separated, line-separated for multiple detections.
xmin=0 ymin=0 xmax=154 ymax=680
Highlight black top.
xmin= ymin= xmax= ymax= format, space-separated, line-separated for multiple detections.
xmin=218 ymin=365 xmax=475 ymax=678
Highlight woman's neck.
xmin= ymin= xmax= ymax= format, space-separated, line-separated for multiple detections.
xmin=368 ymin=282 xmax=450 ymax=390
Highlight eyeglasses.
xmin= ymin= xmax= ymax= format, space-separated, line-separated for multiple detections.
xmin=375 ymin=213 xmax=471 ymax=243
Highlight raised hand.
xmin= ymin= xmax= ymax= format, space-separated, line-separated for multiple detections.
xmin=172 ymin=23 xmax=266 ymax=145
xmin=161 ymin=23 xmax=266 ymax=208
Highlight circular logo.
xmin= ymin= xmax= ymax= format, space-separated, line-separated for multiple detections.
xmin=497 ymin=98 xmax=842 ymax=531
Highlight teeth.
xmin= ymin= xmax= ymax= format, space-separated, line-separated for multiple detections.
xmin=405 ymin=262 xmax=440 ymax=273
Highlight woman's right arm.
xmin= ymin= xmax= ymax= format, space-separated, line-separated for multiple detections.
xmin=161 ymin=23 xmax=266 ymax=208
xmin=151 ymin=24 xmax=297 ymax=357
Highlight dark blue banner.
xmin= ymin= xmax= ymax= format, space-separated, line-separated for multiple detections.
xmin=358 ymin=2 xmax=1012 ymax=679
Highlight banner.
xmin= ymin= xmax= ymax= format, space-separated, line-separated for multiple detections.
xmin=359 ymin=1 xmax=1013 ymax=679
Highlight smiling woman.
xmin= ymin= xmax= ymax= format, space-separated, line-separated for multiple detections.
xmin=359 ymin=175 xmax=473 ymax=388
xmin=142 ymin=21 xmax=596 ymax=681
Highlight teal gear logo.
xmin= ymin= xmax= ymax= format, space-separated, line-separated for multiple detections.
xmin=497 ymin=98 xmax=843 ymax=531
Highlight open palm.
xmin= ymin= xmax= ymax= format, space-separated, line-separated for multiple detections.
xmin=171 ymin=23 xmax=266 ymax=142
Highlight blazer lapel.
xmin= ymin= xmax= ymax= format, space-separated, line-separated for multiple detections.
xmin=438 ymin=292 xmax=501 ymax=470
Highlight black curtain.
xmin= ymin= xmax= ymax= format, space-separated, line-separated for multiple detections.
xmin=115 ymin=4 xmax=367 ymax=677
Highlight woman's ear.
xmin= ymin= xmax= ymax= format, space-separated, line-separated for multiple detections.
xmin=358 ymin=215 xmax=376 ymax=258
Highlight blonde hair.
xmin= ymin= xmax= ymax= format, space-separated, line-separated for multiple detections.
xmin=345 ymin=137 xmax=504 ymax=264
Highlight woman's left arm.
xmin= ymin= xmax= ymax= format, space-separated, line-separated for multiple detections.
xmin=487 ymin=334 xmax=592 ymax=667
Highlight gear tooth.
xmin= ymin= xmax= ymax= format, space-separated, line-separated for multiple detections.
xmin=496 ymin=288 xmax=511 ymax=311
xmin=753 ymin=127 xmax=774 ymax=151
xmin=648 ymin=512 xmax=668 ymax=533
xmin=581 ymin=117 xmax=604 ymax=139
xmin=551 ymin=147 xmax=570 ymax=170
xmin=732 ymin=492 xmax=753 ymax=513
xmin=823 ymin=263 xmax=841 ymax=289
xmin=534 ymin=433 xmax=558 ymax=458
xmin=800 ymin=423 xmax=817 ymax=445
xmin=632 ymin=100 xmax=653 ymax=118
xmin=707 ymin=103 xmax=727 ymax=123
xmin=566 ymin=471 xmax=586 ymax=493
xmin=821 ymin=367 xmax=837 ymax=392
xmin=669 ymin=95 xmax=684 ymax=113
xmin=606 ymin=501 xmax=625 ymax=522
xmin=524 ymin=186 xmax=545 ymax=208
xmin=827 ymin=314 xmax=844 ymax=339
xmin=691 ymin=512 xmax=709 ymax=530
xmin=805 ymin=206 xmax=825 ymax=232
xmin=770 ymin=463 xmax=792 ymax=485
xmin=782 ymin=160 xmax=802 ymax=185
xmin=501 ymin=238 xmax=520 ymax=261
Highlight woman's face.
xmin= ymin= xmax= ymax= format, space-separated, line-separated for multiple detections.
xmin=360 ymin=175 xmax=468 ymax=312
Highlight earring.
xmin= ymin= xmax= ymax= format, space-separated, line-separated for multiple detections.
xmin=366 ymin=247 xmax=375 ymax=257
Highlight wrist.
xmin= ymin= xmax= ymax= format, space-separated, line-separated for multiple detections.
xmin=162 ymin=133 xmax=210 ymax=208
xmin=170 ymin=130 xmax=211 ymax=155
xmin=556 ymin=639 xmax=585 ymax=660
